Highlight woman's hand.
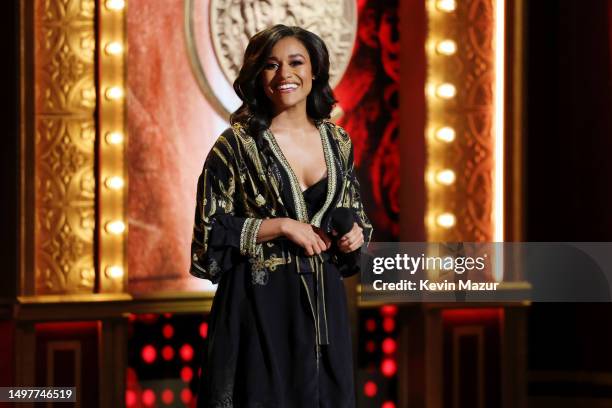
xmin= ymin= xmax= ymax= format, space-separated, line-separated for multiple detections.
xmin=332 ymin=222 xmax=364 ymax=253
xmin=281 ymin=219 xmax=331 ymax=256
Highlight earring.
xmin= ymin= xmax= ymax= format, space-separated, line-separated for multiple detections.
xmin=312 ymin=76 xmax=316 ymax=81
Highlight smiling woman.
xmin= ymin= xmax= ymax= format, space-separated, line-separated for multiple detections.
xmin=191 ymin=25 xmax=373 ymax=407
xmin=260 ymin=37 xmax=315 ymax=113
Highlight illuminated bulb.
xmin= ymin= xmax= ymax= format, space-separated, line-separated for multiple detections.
xmin=436 ymin=39 xmax=457 ymax=55
xmin=105 ymin=131 xmax=124 ymax=145
xmin=436 ymin=0 xmax=457 ymax=12
xmin=105 ymin=86 xmax=124 ymax=100
xmin=435 ymin=169 xmax=456 ymax=185
xmin=436 ymin=83 xmax=456 ymax=99
xmin=105 ymin=220 xmax=126 ymax=234
xmin=105 ymin=0 xmax=125 ymax=11
xmin=105 ymin=41 xmax=124 ymax=55
xmin=105 ymin=176 xmax=125 ymax=190
xmin=105 ymin=265 xmax=124 ymax=279
xmin=436 ymin=213 xmax=456 ymax=228
xmin=435 ymin=127 xmax=456 ymax=143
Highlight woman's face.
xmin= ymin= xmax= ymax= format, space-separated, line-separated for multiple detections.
xmin=261 ymin=36 xmax=314 ymax=113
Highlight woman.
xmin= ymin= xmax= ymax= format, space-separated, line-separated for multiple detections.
xmin=191 ymin=24 xmax=373 ymax=407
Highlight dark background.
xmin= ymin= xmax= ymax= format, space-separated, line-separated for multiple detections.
xmin=1 ymin=0 xmax=19 ymax=299
xmin=526 ymin=0 xmax=612 ymax=399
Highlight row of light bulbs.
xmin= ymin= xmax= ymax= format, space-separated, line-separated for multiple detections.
xmin=104 ymin=0 xmax=126 ymax=280
xmin=432 ymin=0 xmax=458 ymax=229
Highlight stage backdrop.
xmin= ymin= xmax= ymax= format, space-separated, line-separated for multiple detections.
xmin=127 ymin=0 xmax=399 ymax=294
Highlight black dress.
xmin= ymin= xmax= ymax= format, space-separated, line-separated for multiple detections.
xmin=192 ymin=122 xmax=372 ymax=408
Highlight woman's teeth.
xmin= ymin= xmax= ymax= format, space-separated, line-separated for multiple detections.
xmin=277 ymin=83 xmax=298 ymax=91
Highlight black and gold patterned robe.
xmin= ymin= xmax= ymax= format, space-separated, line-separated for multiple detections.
xmin=191 ymin=120 xmax=373 ymax=408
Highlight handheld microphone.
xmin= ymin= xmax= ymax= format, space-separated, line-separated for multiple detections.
xmin=330 ymin=207 xmax=362 ymax=254
xmin=330 ymin=207 xmax=354 ymax=238
xmin=329 ymin=207 xmax=364 ymax=277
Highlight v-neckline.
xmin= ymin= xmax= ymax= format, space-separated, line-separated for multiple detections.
xmin=265 ymin=123 xmax=330 ymax=195
xmin=263 ymin=121 xmax=336 ymax=226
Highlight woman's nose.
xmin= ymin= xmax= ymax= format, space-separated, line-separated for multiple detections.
xmin=278 ymin=63 xmax=293 ymax=78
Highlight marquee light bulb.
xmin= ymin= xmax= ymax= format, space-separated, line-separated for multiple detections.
xmin=105 ymin=220 xmax=126 ymax=235
xmin=436 ymin=213 xmax=456 ymax=228
xmin=105 ymin=131 xmax=124 ymax=145
xmin=435 ymin=169 xmax=456 ymax=185
xmin=105 ymin=41 xmax=124 ymax=55
xmin=436 ymin=83 xmax=456 ymax=99
xmin=105 ymin=0 xmax=125 ymax=11
xmin=105 ymin=176 xmax=125 ymax=190
xmin=105 ymin=265 xmax=124 ymax=279
xmin=435 ymin=127 xmax=456 ymax=142
xmin=436 ymin=0 xmax=457 ymax=12
xmin=436 ymin=39 xmax=457 ymax=55
xmin=105 ymin=86 xmax=124 ymax=100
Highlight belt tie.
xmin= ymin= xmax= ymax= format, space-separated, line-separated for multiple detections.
xmin=295 ymin=252 xmax=330 ymax=346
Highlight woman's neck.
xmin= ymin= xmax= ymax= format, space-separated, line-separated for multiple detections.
xmin=269 ymin=105 xmax=314 ymax=132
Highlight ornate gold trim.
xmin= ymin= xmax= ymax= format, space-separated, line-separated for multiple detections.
xmin=240 ymin=217 xmax=263 ymax=257
xmin=310 ymin=123 xmax=338 ymax=228
xmin=33 ymin=0 xmax=97 ymax=294
xmin=183 ymin=0 xmax=230 ymax=119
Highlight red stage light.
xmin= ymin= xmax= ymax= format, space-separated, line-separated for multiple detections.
xmin=161 ymin=345 xmax=174 ymax=361
xmin=162 ymin=324 xmax=174 ymax=339
xmin=382 ymin=401 xmax=396 ymax=408
xmin=363 ymin=381 xmax=378 ymax=397
xmin=200 ymin=322 xmax=208 ymax=338
xmin=141 ymin=345 xmax=156 ymax=364
xmin=125 ymin=390 xmax=137 ymax=407
xmin=365 ymin=318 xmax=377 ymax=332
xmin=138 ymin=313 xmax=158 ymax=324
xmin=365 ymin=340 xmax=376 ymax=353
xmin=142 ymin=389 xmax=155 ymax=406
xmin=180 ymin=344 xmax=194 ymax=362
xmin=382 ymin=317 xmax=395 ymax=333
xmin=381 ymin=358 xmax=397 ymax=377
xmin=442 ymin=308 xmax=503 ymax=324
xmin=380 ymin=305 xmax=398 ymax=317
xmin=164 ymin=313 xmax=173 ymax=319
xmin=181 ymin=366 xmax=194 ymax=383
xmin=161 ymin=389 xmax=174 ymax=405
xmin=381 ymin=338 xmax=397 ymax=354
xmin=180 ymin=388 xmax=192 ymax=404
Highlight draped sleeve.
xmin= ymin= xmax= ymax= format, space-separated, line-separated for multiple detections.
xmin=333 ymin=126 xmax=374 ymax=278
xmin=190 ymin=134 xmax=263 ymax=284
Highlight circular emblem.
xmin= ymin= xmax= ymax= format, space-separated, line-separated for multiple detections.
xmin=185 ymin=0 xmax=357 ymax=119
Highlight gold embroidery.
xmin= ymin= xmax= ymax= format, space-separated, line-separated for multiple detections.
xmin=249 ymin=252 xmax=293 ymax=286
xmin=310 ymin=122 xmax=338 ymax=227
xmin=331 ymin=124 xmax=352 ymax=167
xmin=263 ymin=121 xmax=337 ymax=226
xmin=263 ymin=129 xmax=310 ymax=222
xmin=240 ymin=217 xmax=263 ymax=257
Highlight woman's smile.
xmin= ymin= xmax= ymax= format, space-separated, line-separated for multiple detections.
xmin=275 ymin=82 xmax=299 ymax=92
xmin=261 ymin=36 xmax=314 ymax=111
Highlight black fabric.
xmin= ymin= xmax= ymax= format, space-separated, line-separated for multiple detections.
xmin=303 ymin=176 xmax=328 ymax=220
xmin=192 ymin=122 xmax=371 ymax=407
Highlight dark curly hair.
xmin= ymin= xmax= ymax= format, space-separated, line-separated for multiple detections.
xmin=230 ymin=24 xmax=337 ymax=136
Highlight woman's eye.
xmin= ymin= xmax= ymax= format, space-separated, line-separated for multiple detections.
xmin=290 ymin=61 xmax=303 ymax=66
xmin=264 ymin=63 xmax=278 ymax=70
